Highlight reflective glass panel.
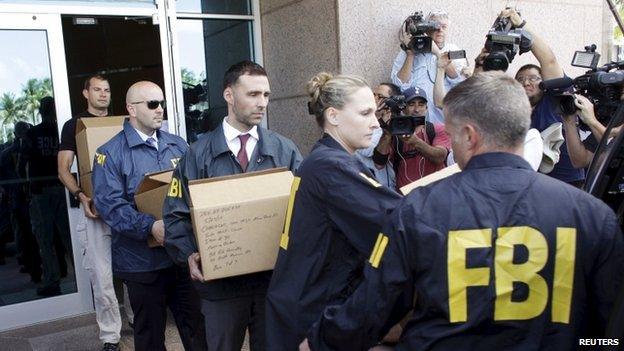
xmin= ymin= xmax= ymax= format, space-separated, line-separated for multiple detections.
xmin=177 ymin=19 xmax=253 ymax=142
xmin=0 ymin=30 xmax=76 ymax=305
xmin=175 ymin=0 xmax=251 ymax=15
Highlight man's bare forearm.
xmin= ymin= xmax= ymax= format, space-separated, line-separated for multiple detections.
xmin=434 ymin=67 xmax=446 ymax=108
xmin=57 ymin=150 xmax=80 ymax=194
xmin=397 ymin=53 xmax=415 ymax=83
xmin=413 ymin=142 xmax=447 ymax=164
xmin=562 ymin=119 xmax=592 ymax=168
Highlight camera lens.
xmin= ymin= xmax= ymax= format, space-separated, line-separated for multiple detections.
xmin=483 ymin=52 xmax=509 ymax=72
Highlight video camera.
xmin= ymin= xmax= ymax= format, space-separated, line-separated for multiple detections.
xmin=540 ymin=45 xmax=624 ymax=130
xmin=483 ymin=12 xmax=532 ymax=71
xmin=401 ymin=11 xmax=441 ymax=54
xmin=382 ymin=95 xmax=426 ymax=136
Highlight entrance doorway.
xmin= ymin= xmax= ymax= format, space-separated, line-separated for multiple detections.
xmin=0 ymin=11 xmax=168 ymax=333
xmin=61 ymin=15 xmax=165 ymax=118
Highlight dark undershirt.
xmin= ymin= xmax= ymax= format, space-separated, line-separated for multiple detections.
xmin=59 ymin=111 xmax=101 ymax=153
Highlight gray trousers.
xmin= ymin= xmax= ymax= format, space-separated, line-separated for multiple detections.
xmin=200 ymin=293 xmax=266 ymax=351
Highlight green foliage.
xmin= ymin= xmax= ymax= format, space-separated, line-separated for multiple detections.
xmin=181 ymin=68 xmax=206 ymax=86
xmin=615 ymin=0 xmax=624 ymax=40
xmin=0 ymin=77 xmax=53 ymax=144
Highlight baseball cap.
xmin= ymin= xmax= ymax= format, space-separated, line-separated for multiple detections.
xmin=403 ymin=86 xmax=428 ymax=103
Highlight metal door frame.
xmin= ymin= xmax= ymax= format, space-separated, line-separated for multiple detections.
xmin=0 ymin=12 xmax=93 ymax=331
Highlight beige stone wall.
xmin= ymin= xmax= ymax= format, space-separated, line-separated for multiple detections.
xmin=261 ymin=0 xmax=611 ymax=154
xmin=338 ymin=0 xmax=608 ymax=87
xmin=261 ymin=0 xmax=340 ymax=154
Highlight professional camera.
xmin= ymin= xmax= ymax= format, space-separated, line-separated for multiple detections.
xmin=382 ymin=95 xmax=425 ymax=136
xmin=540 ymin=45 xmax=624 ymax=130
xmin=483 ymin=13 xmax=532 ymax=71
xmin=401 ymin=11 xmax=440 ymax=54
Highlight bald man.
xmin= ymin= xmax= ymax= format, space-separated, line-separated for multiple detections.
xmin=92 ymin=81 xmax=206 ymax=351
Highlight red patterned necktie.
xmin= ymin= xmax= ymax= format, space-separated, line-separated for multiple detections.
xmin=237 ymin=134 xmax=251 ymax=172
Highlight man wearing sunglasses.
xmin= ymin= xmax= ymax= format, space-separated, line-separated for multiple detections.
xmin=92 ymin=81 xmax=207 ymax=351
xmin=163 ymin=61 xmax=302 ymax=351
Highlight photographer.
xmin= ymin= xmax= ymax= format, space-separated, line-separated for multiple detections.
xmin=501 ymin=8 xmax=585 ymax=185
xmin=355 ymin=83 xmax=400 ymax=189
xmin=438 ymin=46 xmax=544 ymax=171
xmin=373 ymin=87 xmax=450 ymax=189
xmin=391 ymin=10 xmax=466 ymax=124
xmin=562 ymin=95 xmax=607 ymax=169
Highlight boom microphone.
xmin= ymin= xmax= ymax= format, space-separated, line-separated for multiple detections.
xmin=538 ymin=76 xmax=573 ymax=94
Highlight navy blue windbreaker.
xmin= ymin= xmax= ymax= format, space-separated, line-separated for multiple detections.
xmin=308 ymin=152 xmax=624 ymax=351
xmin=92 ymin=121 xmax=188 ymax=274
xmin=162 ymin=123 xmax=302 ymax=300
xmin=265 ymin=134 xmax=403 ymax=350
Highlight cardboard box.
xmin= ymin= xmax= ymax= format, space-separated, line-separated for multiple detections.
xmin=400 ymin=164 xmax=461 ymax=195
xmin=188 ymin=168 xmax=294 ymax=281
xmin=80 ymin=172 xmax=93 ymax=198
xmin=75 ymin=116 xmax=126 ymax=175
xmin=134 ymin=169 xmax=174 ymax=249
xmin=135 ymin=169 xmax=174 ymax=220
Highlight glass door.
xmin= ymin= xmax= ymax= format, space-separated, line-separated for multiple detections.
xmin=0 ymin=13 xmax=93 ymax=331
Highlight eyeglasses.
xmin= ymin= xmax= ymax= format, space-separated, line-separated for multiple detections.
xmin=130 ymin=100 xmax=166 ymax=110
xmin=516 ymin=75 xmax=542 ymax=84
xmin=374 ymin=93 xmax=389 ymax=100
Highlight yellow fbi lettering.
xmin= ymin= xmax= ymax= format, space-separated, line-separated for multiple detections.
xmin=447 ymin=226 xmax=576 ymax=324
xmin=167 ymin=177 xmax=182 ymax=198
xmin=95 ymin=152 xmax=106 ymax=166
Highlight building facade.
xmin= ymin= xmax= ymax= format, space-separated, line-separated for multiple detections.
xmin=0 ymin=0 xmax=612 ymax=331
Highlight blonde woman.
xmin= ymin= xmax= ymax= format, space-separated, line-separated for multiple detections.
xmin=266 ymin=73 xmax=405 ymax=350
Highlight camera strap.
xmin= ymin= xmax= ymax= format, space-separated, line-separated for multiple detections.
xmin=392 ymin=122 xmax=436 ymax=174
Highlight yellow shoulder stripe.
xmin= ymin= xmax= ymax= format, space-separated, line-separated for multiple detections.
xmin=280 ymin=176 xmax=301 ymax=250
xmin=369 ymin=233 xmax=389 ymax=268
xmin=359 ymin=172 xmax=381 ymax=188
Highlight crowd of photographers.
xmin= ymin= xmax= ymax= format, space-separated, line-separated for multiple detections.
xmin=370 ymin=7 xmax=616 ymax=190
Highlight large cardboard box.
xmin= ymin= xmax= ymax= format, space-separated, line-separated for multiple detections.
xmin=135 ymin=169 xmax=174 ymax=220
xmin=188 ymin=168 xmax=294 ymax=281
xmin=75 ymin=116 xmax=126 ymax=175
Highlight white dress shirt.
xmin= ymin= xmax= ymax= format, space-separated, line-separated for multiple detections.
xmin=222 ymin=117 xmax=259 ymax=161
xmin=133 ymin=127 xmax=158 ymax=150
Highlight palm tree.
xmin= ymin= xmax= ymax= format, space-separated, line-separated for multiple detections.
xmin=181 ymin=68 xmax=201 ymax=85
xmin=21 ymin=78 xmax=46 ymax=125
xmin=40 ymin=78 xmax=53 ymax=96
xmin=0 ymin=92 xmax=27 ymax=143
xmin=0 ymin=92 xmax=27 ymax=125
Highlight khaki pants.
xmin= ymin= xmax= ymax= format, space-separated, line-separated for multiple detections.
xmin=77 ymin=211 xmax=133 ymax=344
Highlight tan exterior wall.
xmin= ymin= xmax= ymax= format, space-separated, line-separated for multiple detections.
xmin=262 ymin=0 xmax=611 ymax=154
xmin=338 ymin=0 xmax=607 ymax=86
xmin=261 ymin=0 xmax=340 ymax=154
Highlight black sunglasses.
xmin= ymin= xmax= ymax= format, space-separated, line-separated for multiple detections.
xmin=130 ymin=100 xmax=166 ymax=110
